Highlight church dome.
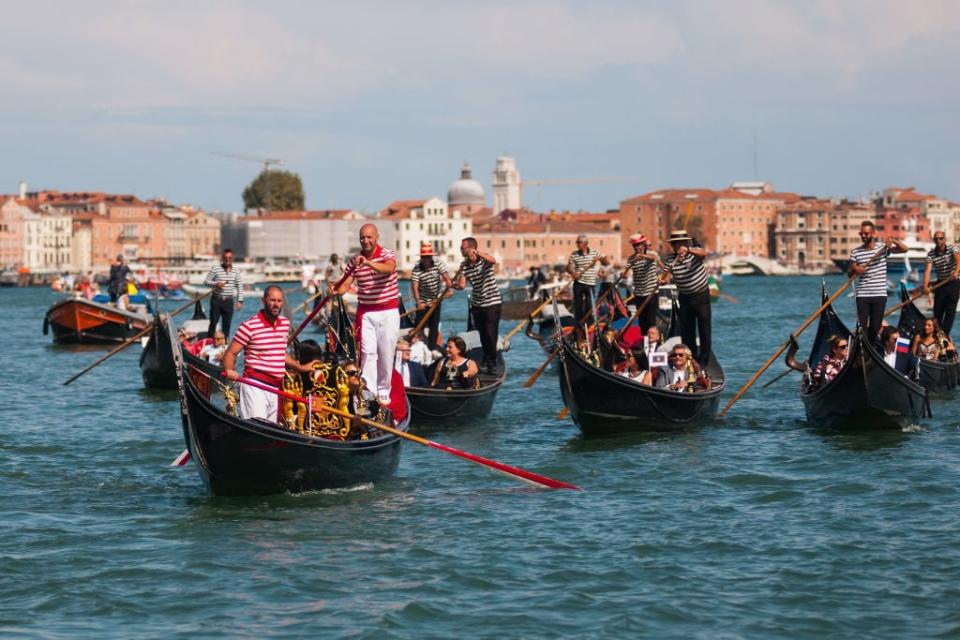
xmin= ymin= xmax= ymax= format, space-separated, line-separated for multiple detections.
xmin=447 ymin=163 xmax=486 ymax=206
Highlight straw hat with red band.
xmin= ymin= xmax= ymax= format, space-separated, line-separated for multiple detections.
xmin=419 ymin=243 xmax=435 ymax=256
xmin=629 ymin=233 xmax=648 ymax=246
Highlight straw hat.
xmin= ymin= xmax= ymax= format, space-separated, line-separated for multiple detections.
xmin=668 ymin=230 xmax=693 ymax=244
xmin=629 ymin=233 xmax=648 ymax=246
xmin=419 ymin=243 xmax=434 ymax=256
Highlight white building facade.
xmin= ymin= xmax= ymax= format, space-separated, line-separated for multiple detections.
xmin=381 ymin=197 xmax=472 ymax=271
xmin=492 ymin=156 xmax=522 ymax=215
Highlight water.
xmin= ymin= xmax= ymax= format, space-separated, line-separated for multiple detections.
xmin=3 ymin=278 xmax=960 ymax=638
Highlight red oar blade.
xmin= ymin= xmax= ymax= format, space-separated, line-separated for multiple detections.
xmin=170 ymin=449 xmax=191 ymax=467
xmin=426 ymin=440 xmax=580 ymax=490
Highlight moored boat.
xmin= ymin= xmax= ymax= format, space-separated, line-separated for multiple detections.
xmin=140 ymin=300 xmax=209 ymax=390
xmin=43 ymin=294 xmax=152 ymax=344
xmin=794 ymin=286 xmax=929 ymax=429
xmin=895 ymin=283 xmax=960 ymax=392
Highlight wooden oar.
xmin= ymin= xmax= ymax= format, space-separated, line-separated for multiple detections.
xmin=231 ymin=374 xmax=580 ymax=490
xmin=407 ymin=269 xmax=462 ymax=341
xmin=615 ymin=290 xmax=658 ymax=341
xmin=63 ymin=291 xmax=212 ymax=386
xmin=718 ymin=247 xmax=888 ymax=417
xmin=882 ymin=277 xmax=954 ymax=318
xmin=557 ymin=407 xmax=569 ymax=419
xmin=523 ymin=348 xmax=560 ymax=388
xmin=761 ymin=367 xmax=798 ymax=388
xmin=719 ymin=292 xmax=739 ymax=304
xmin=290 ymin=268 xmax=356 ymax=341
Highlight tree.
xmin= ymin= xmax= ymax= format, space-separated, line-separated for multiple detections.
xmin=242 ymin=169 xmax=306 ymax=211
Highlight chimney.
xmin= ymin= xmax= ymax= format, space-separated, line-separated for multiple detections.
xmin=18 ymin=181 xmax=27 ymax=199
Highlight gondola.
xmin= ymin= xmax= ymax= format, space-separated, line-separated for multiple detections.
xmin=405 ymin=340 xmax=506 ymax=422
xmin=556 ymin=293 xmax=725 ymax=435
xmin=173 ymin=297 xmax=408 ymax=496
xmin=139 ymin=299 xmax=209 ymax=390
xmin=895 ymin=282 xmax=960 ymax=392
xmin=794 ymin=285 xmax=929 ymax=429
xmin=43 ymin=294 xmax=152 ymax=344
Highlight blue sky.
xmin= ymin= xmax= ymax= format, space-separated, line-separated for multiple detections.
xmin=2 ymin=1 xmax=958 ymax=213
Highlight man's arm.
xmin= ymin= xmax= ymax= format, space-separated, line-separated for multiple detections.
xmin=565 ymin=258 xmax=576 ymax=277
xmin=366 ymin=258 xmax=397 ymax=274
xmin=285 ymin=354 xmax=319 ymax=373
xmin=886 ymin=237 xmax=908 ymax=254
xmin=923 ymin=261 xmax=933 ymax=293
xmin=203 ymin=266 xmax=220 ymax=288
xmin=235 ymin=271 xmax=244 ymax=309
xmin=222 ymin=340 xmax=244 ymax=380
xmin=687 ymin=246 xmax=708 ymax=260
xmin=477 ymin=252 xmax=497 ymax=265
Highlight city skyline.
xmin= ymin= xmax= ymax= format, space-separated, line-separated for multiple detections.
xmin=1 ymin=1 xmax=958 ymax=213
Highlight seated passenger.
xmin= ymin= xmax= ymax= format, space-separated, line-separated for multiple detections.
xmin=810 ymin=335 xmax=848 ymax=386
xmin=408 ymin=332 xmax=436 ymax=365
xmin=431 ymin=336 xmax=480 ymax=389
xmin=644 ymin=325 xmax=663 ymax=361
xmin=395 ymin=338 xmax=430 ymax=387
xmin=881 ymin=325 xmax=917 ymax=377
xmin=912 ymin=317 xmax=957 ymax=361
xmin=617 ymin=350 xmax=652 ymax=385
xmin=653 ymin=343 xmax=710 ymax=391
xmin=199 ymin=331 xmax=227 ymax=364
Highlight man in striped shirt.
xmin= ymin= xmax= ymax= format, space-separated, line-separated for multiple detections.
xmin=204 ymin=249 xmax=244 ymax=339
xmin=566 ymin=234 xmax=610 ymax=325
xmin=454 ymin=237 xmax=502 ymax=374
xmin=330 ymin=223 xmax=400 ymax=407
xmin=923 ymin=231 xmax=960 ymax=337
xmin=849 ymin=221 xmax=906 ymax=344
xmin=626 ymin=233 xmax=661 ymax=332
xmin=410 ymin=242 xmax=452 ymax=352
xmin=661 ymin=230 xmax=712 ymax=366
xmin=223 ymin=286 xmax=317 ymax=422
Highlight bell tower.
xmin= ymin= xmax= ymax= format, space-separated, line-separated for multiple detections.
xmin=492 ymin=156 xmax=521 ymax=214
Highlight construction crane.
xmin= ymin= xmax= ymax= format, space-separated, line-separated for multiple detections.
xmin=211 ymin=152 xmax=285 ymax=213
xmin=522 ymin=176 xmax=639 ymax=188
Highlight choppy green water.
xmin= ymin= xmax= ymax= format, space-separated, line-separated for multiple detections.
xmin=2 ymin=277 xmax=960 ymax=638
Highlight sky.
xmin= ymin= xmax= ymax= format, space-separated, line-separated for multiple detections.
xmin=1 ymin=1 xmax=959 ymax=214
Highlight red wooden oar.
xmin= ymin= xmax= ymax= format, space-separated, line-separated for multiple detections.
xmin=231 ymin=374 xmax=580 ymax=490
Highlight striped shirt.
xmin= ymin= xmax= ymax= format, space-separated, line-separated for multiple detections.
xmin=459 ymin=257 xmax=502 ymax=307
xmin=347 ymin=245 xmax=399 ymax=310
xmin=926 ymin=245 xmax=959 ymax=280
xmin=664 ymin=252 xmax=709 ymax=295
xmin=569 ymin=248 xmax=601 ymax=286
xmin=849 ymin=244 xmax=888 ymax=298
xmin=410 ymin=258 xmax=450 ymax=303
xmin=234 ymin=310 xmax=291 ymax=383
xmin=203 ymin=264 xmax=244 ymax=302
xmin=627 ymin=251 xmax=660 ymax=297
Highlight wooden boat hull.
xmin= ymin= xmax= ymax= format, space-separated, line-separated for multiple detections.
xmin=558 ymin=339 xmax=724 ymax=435
xmin=140 ymin=316 xmax=177 ymax=389
xmin=44 ymin=297 xmax=150 ymax=344
xmin=895 ymin=283 xmax=960 ymax=393
xmin=407 ymin=375 xmax=504 ymax=421
xmin=173 ymin=323 xmax=404 ymax=496
xmin=800 ymin=288 xmax=929 ymax=429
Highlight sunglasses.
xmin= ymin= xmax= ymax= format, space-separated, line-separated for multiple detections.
xmin=343 ymin=369 xmax=359 ymax=377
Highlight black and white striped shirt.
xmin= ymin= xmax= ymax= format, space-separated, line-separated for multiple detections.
xmin=203 ymin=264 xmax=244 ymax=301
xmin=569 ymin=248 xmax=600 ymax=286
xmin=459 ymin=258 xmax=501 ymax=307
xmin=664 ymin=252 xmax=708 ymax=295
xmin=410 ymin=259 xmax=450 ymax=302
xmin=849 ymin=244 xmax=888 ymax=298
xmin=628 ymin=251 xmax=660 ymax=297
xmin=926 ymin=245 xmax=959 ymax=281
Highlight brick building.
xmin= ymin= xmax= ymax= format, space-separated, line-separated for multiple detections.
xmin=472 ymin=218 xmax=621 ymax=273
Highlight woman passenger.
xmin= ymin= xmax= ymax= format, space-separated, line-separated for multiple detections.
xmin=911 ymin=317 xmax=957 ymax=361
xmin=617 ymin=350 xmax=652 ymax=385
xmin=811 ymin=334 xmax=848 ymax=386
xmin=431 ymin=336 xmax=480 ymax=389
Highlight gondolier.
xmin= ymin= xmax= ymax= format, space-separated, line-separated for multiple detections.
xmin=849 ymin=220 xmax=906 ymax=344
xmin=107 ymin=254 xmax=133 ymax=304
xmin=204 ymin=248 xmax=244 ymax=339
xmin=566 ymin=234 xmax=610 ymax=324
xmin=626 ymin=233 xmax=661 ymax=331
xmin=329 ymin=223 xmax=400 ymax=407
xmin=923 ymin=231 xmax=960 ymax=337
xmin=454 ymin=237 xmax=502 ymax=374
xmin=410 ymin=242 xmax=452 ymax=351
xmin=662 ymin=230 xmax=712 ymax=367
xmin=222 ymin=286 xmax=316 ymax=422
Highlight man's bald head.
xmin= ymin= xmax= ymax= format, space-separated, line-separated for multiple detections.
xmin=359 ymin=224 xmax=379 ymax=254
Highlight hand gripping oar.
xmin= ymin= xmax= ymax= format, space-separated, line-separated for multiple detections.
xmin=63 ymin=290 xmax=213 ymax=386
xmin=718 ymin=247 xmax=888 ymax=417
xmin=406 ymin=268 xmax=463 ymax=342
xmin=882 ymin=277 xmax=955 ymax=318
xmin=231 ymin=374 xmax=580 ymax=490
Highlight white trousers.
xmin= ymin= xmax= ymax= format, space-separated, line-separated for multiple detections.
xmin=239 ymin=382 xmax=279 ymax=423
xmin=360 ymin=308 xmax=400 ymax=403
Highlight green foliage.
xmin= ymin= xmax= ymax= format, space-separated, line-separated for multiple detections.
xmin=242 ymin=170 xmax=306 ymax=211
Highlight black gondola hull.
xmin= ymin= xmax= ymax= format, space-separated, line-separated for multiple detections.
xmin=558 ymin=341 xmax=724 ymax=435
xmin=895 ymin=283 xmax=960 ymax=393
xmin=406 ymin=378 xmax=504 ymax=421
xmin=140 ymin=318 xmax=177 ymax=389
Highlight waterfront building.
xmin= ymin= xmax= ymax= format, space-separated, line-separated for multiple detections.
xmin=492 ymin=156 xmax=522 ymax=215
xmin=0 ymin=198 xmax=25 ymax=269
xmin=0 ymin=197 xmax=72 ymax=271
xmin=773 ymin=199 xmax=833 ymax=270
xmin=184 ymin=209 xmax=222 ymax=257
xmin=378 ymin=198 xmax=471 ymax=271
xmin=874 ymin=208 xmax=930 ymax=243
xmin=827 ymin=204 xmax=873 ymax=264
xmin=447 ymin=163 xmax=486 ymax=218
xmin=472 ymin=217 xmax=621 ymax=273
xmin=233 ymin=209 xmax=367 ymax=262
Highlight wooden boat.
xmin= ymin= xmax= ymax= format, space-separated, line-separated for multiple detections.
xmin=172 ymin=318 xmax=408 ymax=496
xmin=557 ymin=333 xmax=725 ymax=435
xmin=43 ymin=294 xmax=152 ymax=344
xmin=895 ymin=283 xmax=960 ymax=392
xmin=405 ymin=344 xmax=505 ymax=422
xmin=139 ymin=300 xmax=209 ymax=390
xmin=795 ymin=286 xmax=929 ymax=429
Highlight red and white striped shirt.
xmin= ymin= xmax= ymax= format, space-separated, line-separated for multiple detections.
xmin=234 ymin=310 xmax=291 ymax=384
xmin=347 ymin=245 xmax=399 ymax=311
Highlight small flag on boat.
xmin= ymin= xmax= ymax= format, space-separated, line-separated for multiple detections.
xmin=650 ymin=352 xmax=668 ymax=368
xmin=896 ymin=337 xmax=911 ymax=354
xmin=170 ymin=449 xmax=191 ymax=466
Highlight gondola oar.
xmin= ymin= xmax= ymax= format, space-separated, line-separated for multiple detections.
xmin=406 ymin=268 xmax=463 ymax=341
xmin=761 ymin=367 xmax=798 ymax=388
xmin=719 ymin=247 xmax=889 ymax=417
xmin=231 ymin=374 xmax=580 ymax=490
xmin=882 ymin=277 xmax=955 ymax=318
xmin=63 ymin=291 xmax=213 ymax=386
xmin=289 ymin=268 xmax=356 ymax=341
